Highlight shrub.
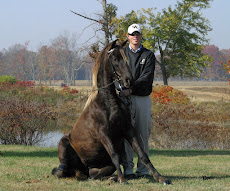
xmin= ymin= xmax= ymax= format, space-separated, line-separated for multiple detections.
xmin=0 ymin=81 xmax=87 ymax=140
xmin=150 ymin=85 xmax=189 ymax=104
xmin=0 ymin=75 xmax=17 ymax=84
xmin=13 ymin=81 xmax=35 ymax=88
xmin=150 ymin=102 xmax=230 ymax=149
xmin=60 ymin=85 xmax=79 ymax=95
xmin=0 ymin=80 xmax=82 ymax=105
xmin=0 ymin=97 xmax=57 ymax=146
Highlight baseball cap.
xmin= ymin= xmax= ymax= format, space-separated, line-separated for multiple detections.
xmin=128 ymin=24 xmax=142 ymax=35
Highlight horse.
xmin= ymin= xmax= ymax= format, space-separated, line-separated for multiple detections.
xmin=52 ymin=40 xmax=171 ymax=185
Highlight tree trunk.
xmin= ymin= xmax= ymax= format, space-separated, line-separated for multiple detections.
xmin=102 ymin=0 xmax=109 ymax=45
xmin=159 ymin=52 xmax=168 ymax=85
xmin=160 ymin=63 xmax=168 ymax=85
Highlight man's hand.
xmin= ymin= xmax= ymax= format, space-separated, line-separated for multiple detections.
xmin=119 ymin=89 xmax=132 ymax=97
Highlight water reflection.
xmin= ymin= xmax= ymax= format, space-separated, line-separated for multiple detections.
xmin=36 ymin=131 xmax=64 ymax=147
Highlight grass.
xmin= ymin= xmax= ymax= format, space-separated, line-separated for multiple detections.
xmin=162 ymin=81 xmax=230 ymax=102
xmin=0 ymin=145 xmax=230 ymax=191
xmin=43 ymin=80 xmax=230 ymax=103
xmin=1 ymin=80 xmax=230 ymax=189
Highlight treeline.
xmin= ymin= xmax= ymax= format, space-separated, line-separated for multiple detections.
xmin=0 ymin=40 xmax=229 ymax=84
xmin=1 ymin=0 xmax=230 ymax=84
xmin=0 ymin=33 xmax=93 ymax=86
xmin=201 ymin=45 xmax=230 ymax=81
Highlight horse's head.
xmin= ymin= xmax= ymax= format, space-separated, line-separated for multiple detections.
xmin=106 ymin=40 xmax=133 ymax=89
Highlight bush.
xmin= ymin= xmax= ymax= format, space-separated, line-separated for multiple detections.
xmin=0 ymin=81 xmax=88 ymax=142
xmin=0 ymin=97 xmax=57 ymax=145
xmin=150 ymin=85 xmax=189 ymax=104
xmin=150 ymin=86 xmax=230 ymax=149
xmin=0 ymin=75 xmax=17 ymax=84
xmin=60 ymin=85 xmax=79 ymax=95
xmin=13 ymin=81 xmax=35 ymax=88
xmin=0 ymin=81 xmax=82 ymax=105
xmin=150 ymin=102 xmax=230 ymax=149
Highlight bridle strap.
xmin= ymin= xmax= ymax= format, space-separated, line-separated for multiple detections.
xmin=107 ymin=48 xmax=122 ymax=88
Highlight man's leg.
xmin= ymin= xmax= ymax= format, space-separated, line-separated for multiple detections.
xmin=135 ymin=96 xmax=152 ymax=176
xmin=123 ymin=96 xmax=136 ymax=176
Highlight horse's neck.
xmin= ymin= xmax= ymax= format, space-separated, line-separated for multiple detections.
xmin=98 ymin=85 xmax=116 ymax=100
xmin=100 ymin=89 xmax=120 ymax=114
xmin=96 ymin=57 xmax=119 ymax=108
xmin=97 ymin=61 xmax=114 ymax=92
xmin=98 ymin=82 xmax=119 ymax=110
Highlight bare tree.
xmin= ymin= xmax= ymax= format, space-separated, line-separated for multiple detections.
xmin=1 ymin=42 xmax=37 ymax=81
xmin=50 ymin=32 xmax=82 ymax=85
xmin=70 ymin=0 xmax=117 ymax=46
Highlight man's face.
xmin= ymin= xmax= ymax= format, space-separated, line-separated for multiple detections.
xmin=127 ymin=32 xmax=142 ymax=46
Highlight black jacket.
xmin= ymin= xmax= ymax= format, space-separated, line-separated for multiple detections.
xmin=124 ymin=46 xmax=155 ymax=96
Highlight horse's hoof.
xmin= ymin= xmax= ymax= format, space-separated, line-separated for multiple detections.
xmin=52 ymin=168 xmax=65 ymax=178
xmin=121 ymin=181 xmax=129 ymax=185
xmin=108 ymin=176 xmax=118 ymax=182
xmin=158 ymin=177 xmax=172 ymax=185
xmin=75 ymin=171 xmax=88 ymax=181
xmin=119 ymin=177 xmax=128 ymax=184
xmin=163 ymin=179 xmax=172 ymax=185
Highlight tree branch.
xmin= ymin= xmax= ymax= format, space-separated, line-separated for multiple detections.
xmin=78 ymin=29 xmax=100 ymax=45
xmin=76 ymin=22 xmax=98 ymax=40
xmin=70 ymin=10 xmax=102 ymax=23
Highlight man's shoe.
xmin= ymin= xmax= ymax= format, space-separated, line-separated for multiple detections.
xmin=124 ymin=174 xmax=136 ymax=180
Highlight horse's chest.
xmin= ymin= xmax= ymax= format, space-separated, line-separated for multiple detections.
xmin=109 ymin=110 xmax=126 ymax=129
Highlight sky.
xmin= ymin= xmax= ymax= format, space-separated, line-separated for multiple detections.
xmin=1 ymin=0 xmax=230 ymax=51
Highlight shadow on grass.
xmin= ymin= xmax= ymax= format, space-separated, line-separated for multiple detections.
xmin=1 ymin=150 xmax=57 ymax=158
xmin=148 ymin=149 xmax=230 ymax=157
xmin=167 ymin=175 xmax=230 ymax=182
xmin=136 ymin=175 xmax=230 ymax=184
xmin=2 ymin=148 xmax=230 ymax=158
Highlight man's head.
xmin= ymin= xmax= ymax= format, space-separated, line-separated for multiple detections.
xmin=127 ymin=24 xmax=142 ymax=47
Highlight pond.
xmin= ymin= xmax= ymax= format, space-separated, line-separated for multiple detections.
xmin=35 ymin=131 xmax=65 ymax=147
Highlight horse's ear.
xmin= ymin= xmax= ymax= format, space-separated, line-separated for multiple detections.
xmin=107 ymin=40 xmax=117 ymax=54
xmin=121 ymin=40 xmax=128 ymax=47
xmin=110 ymin=40 xmax=117 ymax=50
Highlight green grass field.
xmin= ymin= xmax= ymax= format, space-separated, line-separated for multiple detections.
xmin=0 ymin=145 xmax=230 ymax=191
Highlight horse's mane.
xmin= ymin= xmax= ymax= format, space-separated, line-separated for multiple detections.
xmin=83 ymin=43 xmax=112 ymax=109
xmin=92 ymin=43 xmax=112 ymax=88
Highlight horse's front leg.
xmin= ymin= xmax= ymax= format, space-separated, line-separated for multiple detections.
xmin=99 ymin=126 xmax=127 ymax=184
xmin=124 ymin=128 xmax=171 ymax=185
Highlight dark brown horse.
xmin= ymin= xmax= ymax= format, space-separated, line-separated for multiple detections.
xmin=52 ymin=40 xmax=171 ymax=185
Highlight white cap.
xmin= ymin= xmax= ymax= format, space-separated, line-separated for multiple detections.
xmin=128 ymin=24 xmax=142 ymax=34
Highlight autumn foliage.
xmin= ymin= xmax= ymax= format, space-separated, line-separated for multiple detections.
xmin=149 ymin=85 xmax=230 ymax=149
xmin=150 ymin=85 xmax=189 ymax=104
xmin=0 ymin=78 xmax=83 ymax=145
xmin=0 ymin=98 xmax=57 ymax=145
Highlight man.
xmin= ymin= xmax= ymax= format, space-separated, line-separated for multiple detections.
xmin=119 ymin=23 xmax=156 ymax=179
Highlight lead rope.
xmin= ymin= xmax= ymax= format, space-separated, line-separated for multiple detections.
xmin=91 ymin=79 xmax=120 ymax=92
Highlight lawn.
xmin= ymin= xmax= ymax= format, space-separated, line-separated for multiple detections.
xmin=1 ymin=80 xmax=230 ymax=190
xmin=0 ymin=145 xmax=230 ymax=191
